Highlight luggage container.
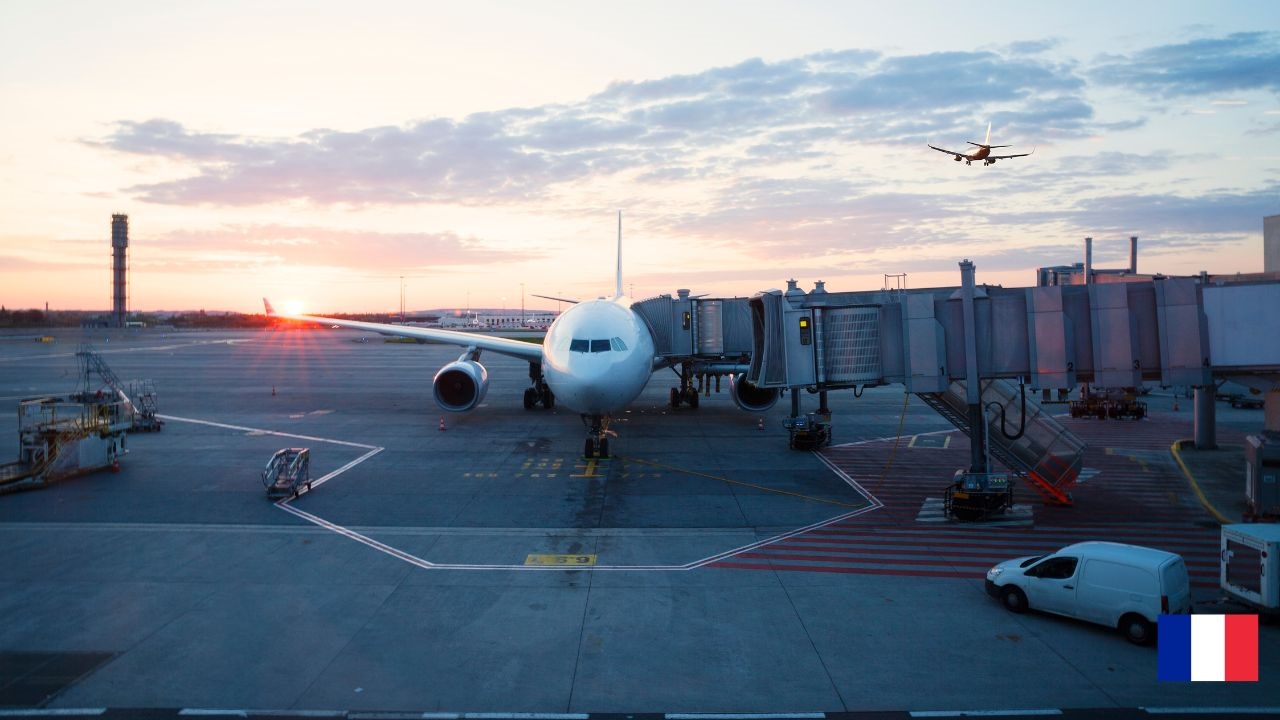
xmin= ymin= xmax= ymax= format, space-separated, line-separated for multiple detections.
xmin=263 ymin=447 xmax=312 ymax=499
xmin=1220 ymin=523 xmax=1280 ymax=613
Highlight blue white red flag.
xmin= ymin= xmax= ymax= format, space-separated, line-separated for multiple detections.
xmin=1158 ymin=614 xmax=1258 ymax=682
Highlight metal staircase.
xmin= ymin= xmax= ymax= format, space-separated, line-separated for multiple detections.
xmin=918 ymin=379 xmax=1085 ymax=506
xmin=77 ymin=344 xmax=128 ymax=401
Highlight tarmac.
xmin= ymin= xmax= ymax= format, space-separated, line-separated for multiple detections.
xmin=0 ymin=328 xmax=1276 ymax=716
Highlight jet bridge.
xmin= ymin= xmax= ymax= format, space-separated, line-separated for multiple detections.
xmin=745 ymin=262 xmax=1280 ymax=507
xmin=632 ymin=290 xmax=775 ymax=411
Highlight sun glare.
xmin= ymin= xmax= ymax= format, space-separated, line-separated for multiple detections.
xmin=283 ymin=299 xmax=305 ymax=315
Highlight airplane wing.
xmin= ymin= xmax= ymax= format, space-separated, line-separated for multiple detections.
xmin=928 ymin=144 xmax=965 ymax=159
xmin=263 ymin=298 xmax=543 ymax=362
xmin=988 ymin=147 xmax=1035 ymax=161
xmin=531 ymin=293 xmax=579 ymax=305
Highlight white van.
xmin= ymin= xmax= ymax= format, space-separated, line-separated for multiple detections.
xmin=985 ymin=541 xmax=1191 ymax=644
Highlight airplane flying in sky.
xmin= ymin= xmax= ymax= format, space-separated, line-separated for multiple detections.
xmin=928 ymin=122 xmax=1034 ymax=166
xmin=264 ymin=214 xmax=777 ymax=458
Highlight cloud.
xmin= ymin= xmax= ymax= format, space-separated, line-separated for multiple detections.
xmin=1055 ymin=185 xmax=1279 ymax=235
xmin=1090 ymin=32 xmax=1280 ymax=98
xmin=92 ymin=46 xmax=1100 ymax=207
xmin=138 ymin=224 xmax=540 ymax=273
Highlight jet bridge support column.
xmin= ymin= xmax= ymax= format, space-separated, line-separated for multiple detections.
xmin=1194 ymin=386 xmax=1217 ymax=450
xmin=960 ymin=260 xmax=987 ymax=473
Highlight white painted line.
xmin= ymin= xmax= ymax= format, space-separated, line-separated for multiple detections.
xmin=275 ymin=501 xmax=437 ymax=569
xmin=180 ymin=711 xmax=249 ymax=718
xmin=814 ymin=451 xmax=886 ymax=509
xmin=669 ymin=714 xmax=826 ymax=719
xmin=247 ymin=707 xmax=348 ymax=712
xmin=829 ymin=426 xmax=955 ymax=449
xmin=0 ymin=711 xmax=106 ymax=718
xmin=420 ymin=714 xmax=463 ymax=719
xmin=295 ymin=446 xmax=385 ymax=492
xmin=160 ymin=414 xmax=380 ymax=449
xmin=0 ymin=338 xmax=255 ymax=363
xmin=161 ymin=414 xmax=885 ymax=573
xmin=1144 ymin=709 xmax=1280 ymax=715
xmin=911 ymin=707 xmax=1059 ymax=712
xmin=685 ymin=503 xmax=880 ymax=570
xmin=464 ymin=715 xmax=589 ymax=719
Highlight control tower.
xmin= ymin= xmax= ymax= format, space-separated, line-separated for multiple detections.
xmin=111 ymin=214 xmax=128 ymax=328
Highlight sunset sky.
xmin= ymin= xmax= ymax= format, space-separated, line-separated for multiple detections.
xmin=2 ymin=1 xmax=1278 ymax=314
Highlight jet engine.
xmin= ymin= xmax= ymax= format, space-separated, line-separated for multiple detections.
xmin=433 ymin=360 xmax=489 ymax=411
xmin=729 ymin=374 xmax=779 ymax=412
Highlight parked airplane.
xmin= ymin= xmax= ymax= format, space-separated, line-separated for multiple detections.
xmin=263 ymin=214 xmax=778 ymax=458
xmin=928 ymin=122 xmax=1033 ymax=166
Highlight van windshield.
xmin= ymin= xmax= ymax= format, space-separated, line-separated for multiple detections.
xmin=1018 ymin=556 xmax=1043 ymax=568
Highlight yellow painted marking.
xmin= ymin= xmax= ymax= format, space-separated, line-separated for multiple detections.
xmin=1170 ymin=439 xmax=1232 ymax=525
xmin=571 ymin=458 xmax=607 ymax=478
xmin=525 ymin=554 xmax=596 ymax=566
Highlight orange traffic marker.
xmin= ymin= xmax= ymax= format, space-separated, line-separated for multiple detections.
xmin=1173 ymin=398 xmax=1179 ymax=412
xmin=439 ymin=417 xmax=446 ymax=431
xmin=758 ymin=418 xmax=764 ymax=430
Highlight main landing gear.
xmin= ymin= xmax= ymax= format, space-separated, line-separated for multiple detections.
xmin=523 ymin=363 xmax=555 ymax=410
xmin=669 ymin=361 xmax=700 ymax=409
xmin=581 ymin=414 xmax=613 ymax=458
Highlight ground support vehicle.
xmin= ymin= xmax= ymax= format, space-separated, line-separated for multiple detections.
xmin=986 ymin=541 xmax=1190 ymax=645
xmin=263 ymin=447 xmax=312 ymax=500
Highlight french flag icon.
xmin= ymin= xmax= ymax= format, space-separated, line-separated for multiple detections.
xmin=1158 ymin=614 xmax=1258 ymax=681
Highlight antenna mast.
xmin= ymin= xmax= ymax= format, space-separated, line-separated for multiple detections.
xmin=615 ymin=211 xmax=623 ymax=298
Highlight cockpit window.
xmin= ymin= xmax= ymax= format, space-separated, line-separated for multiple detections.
xmin=568 ymin=338 xmax=625 ymax=354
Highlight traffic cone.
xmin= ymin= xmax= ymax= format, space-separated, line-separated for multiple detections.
xmin=111 ymin=460 xmax=120 ymax=473
xmin=757 ymin=418 xmax=764 ymax=431
xmin=1173 ymin=398 xmax=1179 ymax=412
xmin=272 ymin=386 xmax=276 ymax=396
xmin=438 ymin=417 xmax=446 ymax=431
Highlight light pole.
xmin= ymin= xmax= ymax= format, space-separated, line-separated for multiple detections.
xmin=520 ymin=283 xmax=525 ymax=327
xmin=399 ymin=276 xmax=405 ymax=323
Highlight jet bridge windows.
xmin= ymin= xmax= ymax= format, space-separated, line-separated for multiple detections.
xmin=567 ymin=337 xmax=628 ymax=354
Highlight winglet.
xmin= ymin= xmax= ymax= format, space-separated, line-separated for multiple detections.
xmin=263 ymin=298 xmax=276 ymax=316
xmin=615 ymin=210 xmax=623 ymax=299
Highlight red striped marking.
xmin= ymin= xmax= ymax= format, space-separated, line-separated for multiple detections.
xmin=710 ymin=414 xmax=1233 ymax=586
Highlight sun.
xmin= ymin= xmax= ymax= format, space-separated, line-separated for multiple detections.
xmin=283 ymin=299 xmax=305 ymax=315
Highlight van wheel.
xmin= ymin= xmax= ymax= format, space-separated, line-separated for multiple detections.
xmin=1000 ymin=586 xmax=1027 ymax=614
xmin=1120 ymin=614 xmax=1154 ymax=645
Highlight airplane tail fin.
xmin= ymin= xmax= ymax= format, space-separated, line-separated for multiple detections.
xmin=615 ymin=210 xmax=623 ymax=299
xmin=984 ymin=121 xmax=991 ymax=146
xmin=263 ymin=298 xmax=276 ymax=316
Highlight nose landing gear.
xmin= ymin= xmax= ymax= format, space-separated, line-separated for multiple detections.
xmin=524 ymin=363 xmax=555 ymax=409
xmin=581 ymin=414 xmax=613 ymax=458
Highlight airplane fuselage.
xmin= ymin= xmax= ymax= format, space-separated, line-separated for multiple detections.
xmin=541 ymin=296 xmax=656 ymax=415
